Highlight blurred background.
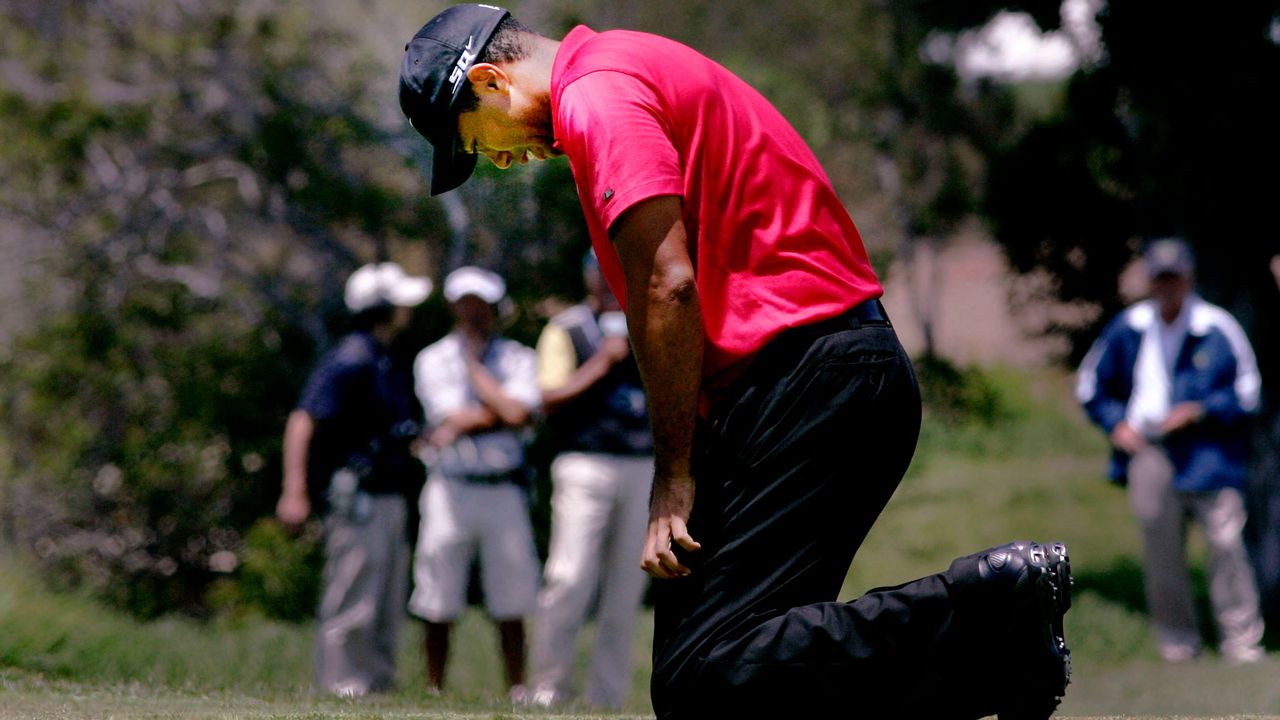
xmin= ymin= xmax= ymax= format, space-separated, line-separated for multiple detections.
xmin=1 ymin=0 xmax=1279 ymax=713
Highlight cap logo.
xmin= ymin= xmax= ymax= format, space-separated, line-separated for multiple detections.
xmin=448 ymin=35 xmax=478 ymax=89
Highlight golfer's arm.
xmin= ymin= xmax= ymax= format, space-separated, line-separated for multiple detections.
xmin=610 ymin=195 xmax=702 ymax=483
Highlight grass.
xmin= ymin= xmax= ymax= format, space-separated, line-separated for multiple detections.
xmin=2 ymin=367 xmax=1279 ymax=718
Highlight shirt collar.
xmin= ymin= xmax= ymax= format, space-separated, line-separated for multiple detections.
xmin=549 ymin=25 xmax=597 ymax=149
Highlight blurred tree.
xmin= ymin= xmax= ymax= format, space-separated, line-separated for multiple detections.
xmin=0 ymin=0 xmax=1037 ymax=617
xmin=0 ymin=0 xmax=448 ymax=616
xmin=964 ymin=0 xmax=1280 ymax=630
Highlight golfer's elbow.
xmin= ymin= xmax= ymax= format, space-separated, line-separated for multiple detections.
xmin=650 ymin=266 xmax=698 ymax=308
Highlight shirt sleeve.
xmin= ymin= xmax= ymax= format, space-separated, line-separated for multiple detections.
xmin=1076 ymin=319 xmax=1131 ymax=434
xmin=1201 ymin=309 xmax=1261 ymax=422
xmin=1217 ymin=311 xmax=1261 ymax=414
xmin=499 ymin=341 xmax=543 ymax=412
xmin=415 ymin=341 xmax=465 ymax=427
xmin=557 ymin=70 xmax=685 ymax=231
xmin=298 ymin=356 xmax=352 ymax=422
xmin=536 ymin=324 xmax=578 ymax=391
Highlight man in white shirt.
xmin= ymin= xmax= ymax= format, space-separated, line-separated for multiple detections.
xmin=409 ymin=266 xmax=541 ymax=699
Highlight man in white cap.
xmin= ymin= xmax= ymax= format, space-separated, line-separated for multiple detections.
xmin=1078 ymin=237 xmax=1266 ymax=664
xmin=276 ymin=261 xmax=432 ymax=697
xmin=408 ymin=265 xmax=541 ymax=700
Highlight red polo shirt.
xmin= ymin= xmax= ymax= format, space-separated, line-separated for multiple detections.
xmin=551 ymin=26 xmax=882 ymax=396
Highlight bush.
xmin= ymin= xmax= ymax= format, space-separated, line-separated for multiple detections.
xmin=207 ymin=518 xmax=323 ymax=622
xmin=911 ymin=357 xmax=1104 ymax=466
xmin=913 ymin=352 xmax=1007 ymax=427
xmin=1 ymin=293 xmax=306 ymax=618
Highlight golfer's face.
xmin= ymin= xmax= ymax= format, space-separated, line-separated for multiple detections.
xmin=456 ymin=99 xmax=559 ymax=170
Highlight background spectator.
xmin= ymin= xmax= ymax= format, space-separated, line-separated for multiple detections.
xmin=275 ymin=261 xmax=431 ymax=697
xmin=1077 ymin=237 xmax=1265 ymax=663
xmin=528 ymin=251 xmax=653 ymax=709
xmin=408 ymin=266 xmax=541 ymax=699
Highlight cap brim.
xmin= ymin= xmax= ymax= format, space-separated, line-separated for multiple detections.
xmin=390 ymin=277 xmax=433 ymax=306
xmin=429 ymin=130 xmax=478 ymax=196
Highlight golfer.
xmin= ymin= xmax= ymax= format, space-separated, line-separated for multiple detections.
xmin=400 ymin=6 xmax=1073 ymax=718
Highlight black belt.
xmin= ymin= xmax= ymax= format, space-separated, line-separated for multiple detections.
xmin=846 ymin=298 xmax=888 ymax=325
xmin=458 ymin=469 xmax=525 ymax=485
xmin=708 ymin=298 xmax=894 ymax=425
xmin=773 ymin=298 xmax=890 ymax=350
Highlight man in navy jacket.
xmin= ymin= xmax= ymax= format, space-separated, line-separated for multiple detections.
xmin=1077 ymin=237 xmax=1265 ymax=663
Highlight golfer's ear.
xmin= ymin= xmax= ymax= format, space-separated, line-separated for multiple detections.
xmin=466 ymin=63 xmax=509 ymax=95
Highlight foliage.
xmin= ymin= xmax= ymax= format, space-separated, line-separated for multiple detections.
xmin=4 ymin=369 xmax=1280 ymax=714
xmin=912 ymin=359 xmax=1102 ymax=466
xmin=981 ymin=1 xmax=1280 ymax=369
xmin=914 ymin=353 xmax=1008 ymax=427
xmin=0 ymin=0 xmax=1027 ymax=618
xmin=206 ymin=518 xmax=323 ymax=622
xmin=0 ymin=0 xmax=442 ymax=617
xmin=970 ymin=0 xmax=1280 ymax=625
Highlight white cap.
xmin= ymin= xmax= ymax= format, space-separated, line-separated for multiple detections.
xmin=442 ymin=266 xmax=506 ymax=304
xmin=344 ymin=262 xmax=433 ymax=313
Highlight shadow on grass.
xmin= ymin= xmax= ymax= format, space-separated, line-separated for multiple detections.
xmin=1074 ymin=554 xmax=1280 ymax=651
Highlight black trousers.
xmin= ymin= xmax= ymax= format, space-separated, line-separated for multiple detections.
xmin=650 ymin=309 xmax=1000 ymax=719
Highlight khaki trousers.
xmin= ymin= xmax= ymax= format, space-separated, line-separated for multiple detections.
xmin=1127 ymin=446 xmax=1265 ymax=660
xmin=315 ymin=493 xmax=410 ymax=695
xmin=529 ymin=452 xmax=653 ymax=709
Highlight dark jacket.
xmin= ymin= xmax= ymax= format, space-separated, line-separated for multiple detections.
xmin=1076 ymin=296 xmax=1260 ymax=491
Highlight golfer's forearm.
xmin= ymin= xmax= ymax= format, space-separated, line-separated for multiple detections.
xmin=610 ymin=195 xmax=701 ymax=483
xmin=632 ymin=287 xmax=702 ymax=482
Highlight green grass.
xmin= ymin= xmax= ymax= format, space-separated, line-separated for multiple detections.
xmin=3 ymin=367 xmax=1279 ymax=718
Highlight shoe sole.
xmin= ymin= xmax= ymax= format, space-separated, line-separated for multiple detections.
xmin=999 ymin=541 xmax=1073 ymax=720
xmin=1030 ymin=542 xmax=1072 ymax=703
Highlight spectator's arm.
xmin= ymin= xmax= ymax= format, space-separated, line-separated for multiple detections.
xmin=277 ymin=409 xmax=314 ymax=528
xmin=537 ymin=323 xmax=630 ymax=415
xmin=1200 ymin=317 xmax=1261 ymax=425
xmin=468 ymin=356 xmax=532 ymax=427
xmin=1076 ymin=328 xmax=1130 ymax=434
xmin=441 ymin=406 xmax=502 ymax=434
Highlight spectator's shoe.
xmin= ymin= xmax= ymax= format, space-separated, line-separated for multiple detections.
xmin=326 ymin=680 xmax=370 ymax=699
xmin=991 ymin=540 xmax=1073 ymax=720
xmin=1221 ymin=644 xmax=1263 ymax=666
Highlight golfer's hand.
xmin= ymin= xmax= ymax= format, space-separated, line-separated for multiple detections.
xmin=1110 ymin=420 xmax=1147 ymax=455
xmin=642 ymin=476 xmax=701 ymax=579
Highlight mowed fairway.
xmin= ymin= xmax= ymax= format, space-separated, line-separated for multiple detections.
xmin=3 ymin=370 xmax=1278 ymax=719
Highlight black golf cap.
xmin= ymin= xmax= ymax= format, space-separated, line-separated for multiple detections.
xmin=399 ymin=4 xmax=510 ymax=195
